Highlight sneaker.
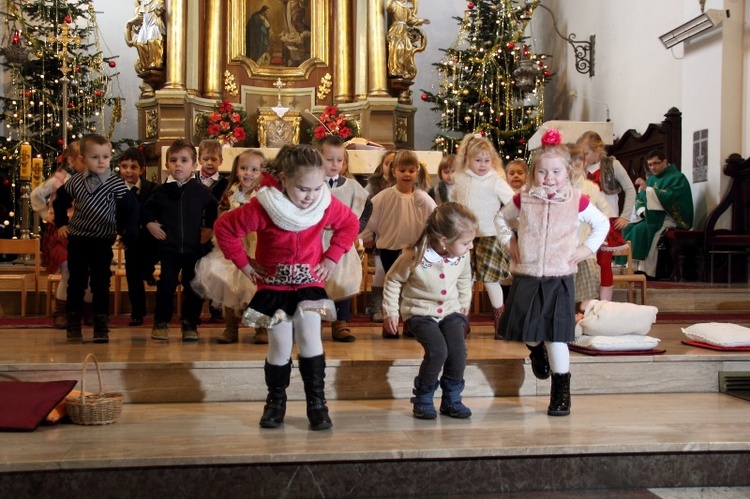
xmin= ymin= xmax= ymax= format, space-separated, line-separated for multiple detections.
xmin=181 ymin=323 xmax=199 ymax=342
xmin=151 ymin=322 xmax=169 ymax=340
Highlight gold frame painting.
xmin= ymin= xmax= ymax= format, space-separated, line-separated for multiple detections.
xmin=229 ymin=0 xmax=328 ymax=79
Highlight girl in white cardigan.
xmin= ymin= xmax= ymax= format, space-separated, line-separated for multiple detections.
xmin=383 ymin=202 xmax=477 ymax=420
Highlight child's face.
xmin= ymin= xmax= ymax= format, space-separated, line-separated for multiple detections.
xmin=382 ymin=153 xmax=395 ymax=180
xmin=441 ymin=230 xmax=476 ymax=258
xmin=580 ymin=142 xmax=602 ymax=166
xmin=82 ymin=143 xmax=112 ymax=175
xmin=393 ymin=162 xmax=418 ymax=192
xmin=440 ymin=165 xmax=455 ymax=185
xmin=469 ymin=150 xmax=493 ymax=177
xmin=506 ymin=163 xmax=527 ymax=190
xmin=282 ymin=167 xmax=326 ymax=209
xmin=119 ymin=159 xmax=143 ymax=185
xmin=199 ymin=149 xmax=222 ymax=176
xmin=534 ymin=155 xmax=569 ymax=192
xmin=237 ymin=154 xmax=263 ymax=190
xmin=321 ymin=144 xmax=346 ymax=178
xmin=167 ymin=147 xmax=197 ymax=183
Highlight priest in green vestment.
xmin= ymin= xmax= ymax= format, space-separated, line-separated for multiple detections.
xmin=623 ymin=149 xmax=693 ymax=277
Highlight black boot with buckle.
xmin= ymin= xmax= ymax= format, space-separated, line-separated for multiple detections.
xmin=548 ymin=372 xmax=571 ymax=416
xmin=298 ymin=354 xmax=333 ymax=431
xmin=259 ymin=360 xmax=292 ymax=428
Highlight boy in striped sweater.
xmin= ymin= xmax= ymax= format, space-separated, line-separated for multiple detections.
xmin=54 ymin=134 xmax=139 ymax=343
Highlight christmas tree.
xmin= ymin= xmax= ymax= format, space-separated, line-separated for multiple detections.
xmin=421 ymin=0 xmax=551 ymax=160
xmin=0 ymin=0 xmax=124 ymax=237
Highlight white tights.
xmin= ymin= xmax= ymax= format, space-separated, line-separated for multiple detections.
xmin=527 ymin=341 xmax=570 ymax=374
xmin=484 ymin=281 xmax=504 ymax=309
xmin=266 ymin=309 xmax=324 ymax=365
xmin=56 ymin=262 xmax=92 ymax=302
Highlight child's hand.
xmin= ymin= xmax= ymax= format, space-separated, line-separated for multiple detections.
xmin=613 ymin=217 xmax=629 ymax=230
xmin=569 ymin=246 xmax=592 ymax=266
xmin=460 ymin=306 xmax=470 ymax=316
xmin=147 ymin=222 xmax=166 ymax=240
xmin=200 ymin=228 xmax=213 ymax=245
xmin=57 ymin=225 xmax=69 ymax=240
xmin=241 ymin=261 xmax=265 ymax=283
xmin=363 ymin=239 xmax=375 ymax=249
xmin=507 ymin=236 xmax=520 ymax=264
xmin=314 ymin=257 xmax=336 ymax=281
xmin=384 ymin=316 xmax=399 ymax=335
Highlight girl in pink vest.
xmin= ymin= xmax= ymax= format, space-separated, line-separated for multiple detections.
xmin=495 ymin=130 xmax=608 ymax=416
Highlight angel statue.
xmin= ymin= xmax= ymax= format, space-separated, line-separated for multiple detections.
xmin=386 ymin=0 xmax=429 ymax=80
xmin=125 ymin=0 xmax=167 ymax=72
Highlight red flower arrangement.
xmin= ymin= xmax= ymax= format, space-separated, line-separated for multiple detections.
xmin=196 ymin=99 xmax=250 ymax=146
xmin=312 ymin=106 xmax=358 ymax=141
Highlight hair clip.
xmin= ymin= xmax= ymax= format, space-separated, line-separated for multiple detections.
xmin=541 ymin=129 xmax=562 ymax=147
xmin=474 ymin=133 xmax=483 ymax=139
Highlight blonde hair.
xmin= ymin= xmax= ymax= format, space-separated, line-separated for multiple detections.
xmin=454 ymin=134 xmax=506 ymax=179
xmin=566 ymin=144 xmax=585 ymax=183
xmin=391 ymin=150 xmax=431 ymax=191
xmin=270 ymin=144 xmax=324 ymax=182
xmin=576 ymin=131 xmax=606 ymax=162
xmin=409 ymin=202 xmax=478 ymax=269
xmin=437 ymin=154 xmax=456 ymax=180
xmin=228 ymin=149 xmax=264 ymax=189
xmin=60 ymin=141 xmax=81 ymax=171
xmin=528 ymin=144 xmax=572 ymax=189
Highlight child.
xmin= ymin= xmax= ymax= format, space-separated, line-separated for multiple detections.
xmin=504 ymin=158 xmax=527 ymax=193
xmin=192 ymin=149 xmax=267 ymax=345
xmin=365 ymin=150 xmax=396 ymax=323
xmin=196 ymin=139 xmax=229 ymax=322
xmin=428 ymin=154 xmax=456 ymax=205
xmin=496 ymin=129 xmax=608 ymax=416
xmin=319 ymin=135 xmax=372 ymax=342
xmin=143 ymin=139 xmax=219 ymax=342
xmin=568 ymin=144 xmax=611 ymax=311
xmin=118 ymin=147 xmax=158 ymax=326
xmin=383 ymin=202 xmax=477 ymax=419
xmin=362 ymin=150 xmax=436 ymax=338
xmin=450 ymin=134 xmax=514 ymax=338
xmin=576 ymin=131 xmax=636 ymax=301
xmin=30 ymin=141 xmax=91 ymax=329
xmin=214 ymin=144 xmax=359 ymax=431
xmin=52 ymin=134 xmax=139 ymax=343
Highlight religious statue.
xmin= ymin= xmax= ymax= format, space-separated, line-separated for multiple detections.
xmin=125 ymin=0 xmax=167 ymax=73
xmin=386 ymin=0 xmax=429 ymax=80
xmin=246 ymin=5 xmax=272 ymax=65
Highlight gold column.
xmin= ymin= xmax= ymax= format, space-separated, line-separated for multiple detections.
xmin=203 ymin=0 xmax=224 ymax=98
xmin=334 ymin=0 xmax=352 ymax=103
xmin=164 ymin=0 xmax=186 ymax=90
xmin=367 ymin=0 xmax=389 ymax=97
xmin=354 ymin=0 xmax=368 ymax=101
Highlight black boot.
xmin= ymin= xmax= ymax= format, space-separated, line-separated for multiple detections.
xmin=66 ymin=311 xmax=82 ymax=343
xmin=439 ymin=377 xmax=472 ymax=419
xmin=527 ymin=342 xmax=551 ymax=380
xmin=298 ymin=354 xmax=332 ymax=431
xmin=548 ymin=372 xmax=571 ymax=416
xmin=259 ymin=360 xmax=291 ymax=429
xmin=82 ymin=301 xmax=94 ymax=326
xmin=93 ymin=314 xmax=110 ymax=343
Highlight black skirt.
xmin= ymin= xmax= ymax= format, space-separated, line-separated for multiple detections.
xmin=242 ymin=287 xmax=335 ymax=328
xmin=499 ymin=274 xmax=575 ymax=343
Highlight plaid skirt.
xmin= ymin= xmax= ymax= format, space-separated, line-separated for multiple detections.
xmin=471 ymin=236 xmax=511 ymax=282
xmin=574 ymin=258 xmax=600 ymax=303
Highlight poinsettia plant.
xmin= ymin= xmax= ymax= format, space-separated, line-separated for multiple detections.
xmin=312 ymin=106 xmax=358 ymax=141
xmin=196 ymin=99 xmax=250 ymax=146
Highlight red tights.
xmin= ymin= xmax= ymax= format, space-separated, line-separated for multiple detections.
xmin=596 ymin=250 xmax=613 ymax=286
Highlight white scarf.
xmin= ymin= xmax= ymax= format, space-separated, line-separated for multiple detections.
xmin=257 ymin=185 xmax=331 ymax=232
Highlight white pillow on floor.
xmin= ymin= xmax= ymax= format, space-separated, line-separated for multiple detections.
xmin=572 ymin=334 xmax=660 ymax=351
xmin=578 ymin=300 xmax=658 ymax=336
xmin=682 ymin=323 xmax=750 ymax=347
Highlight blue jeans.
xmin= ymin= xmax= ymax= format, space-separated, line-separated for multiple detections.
xmin=406 ymin=312 xmax=468 ymax=385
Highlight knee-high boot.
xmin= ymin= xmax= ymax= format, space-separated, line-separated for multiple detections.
xmin=493 ymin=305 xmax=505 ymax=340
xmin=298 ymin=354 xmax=332 ymax=431
xmin=217 ymin=308 xmax=239 ymax=344
xmin=548 ymin=372 xmax=571 ymax=416
xmin=259 ymin=360 xmax=292 ymax=428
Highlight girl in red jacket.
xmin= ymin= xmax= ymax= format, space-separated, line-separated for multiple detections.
xmin=214 ymin=144 xmax=359 ymax=431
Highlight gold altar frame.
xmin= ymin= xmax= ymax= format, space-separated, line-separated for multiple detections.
xmin=228 ymin=0 xmax=328 ymax=79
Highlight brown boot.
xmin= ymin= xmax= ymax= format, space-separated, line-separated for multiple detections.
xmin=332 ymin=320 xmax=355 ymax=342
xmin=217 ymin=308 xmax=239 ymax=344
xmin=493 ymin=305 xmax=505 ymax=340
xmin=53 ymin=299 xmax=68 ymax=329
xmin=254 ymin=327 xmax=269 ymax=344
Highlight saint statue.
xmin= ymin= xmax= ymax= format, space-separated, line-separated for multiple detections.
xmin=125 ymin=0 xmax=167 ymax=73
xmin=246 ymin=5 xmax=272 ymax=65
xmin=386 ymin=0 xmax=429 ymax=80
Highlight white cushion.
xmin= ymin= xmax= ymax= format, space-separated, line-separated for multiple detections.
xmin=681 ymin=323 xmax=750 ymax=347
xmin=578 ymin=300 xmax=658 ymax=336
xmin=572 ymin=334 xmax=660 ymax=351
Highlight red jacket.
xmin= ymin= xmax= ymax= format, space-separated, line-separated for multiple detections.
xmin=214 ymin=195 xmax=359 ymax=292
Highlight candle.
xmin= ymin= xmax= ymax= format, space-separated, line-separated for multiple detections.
xmin=31 ymin=158 xmax=44 ymax=189
xmin=20 ymin=143 xmax=31 ymax=180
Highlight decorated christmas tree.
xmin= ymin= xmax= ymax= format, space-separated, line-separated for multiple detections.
xmin=0 ymin=0 xmax=124 ymax=237
xmin=421 ymin=0 xmax=551 ymax=160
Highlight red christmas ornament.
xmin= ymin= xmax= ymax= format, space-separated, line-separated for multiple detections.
xmin=538 ymin=60 xmax=545 ymax=67
xmin=523 ymin=49 xmax=530 ymax=57
xmin=454 ymin=145 xmax=460 ymax=154
xmin=506 ymin=42 xmax=515 ymax=51
xmin=74 ymin=66 xmax=81 ymax=73
xmin=64 ymin=15 xmax=72 ymax=24
xmin=138 ymin=146 xmax=145 ymax=151
xmin=11 ymin=34 xmax=20 ymax=45
xmin=479 ymin=130 xmax=485 ymax=137
xmin=467 ymin=2 xmax=475 ymax=9
xmin=543 ymin=70 xmax=551 ymax=78
xmin=421 ymin=93 xmax=429 ymax=102
xmin=68 ymin=101 xmax=74 ymax=109
xmin=94 ymin=89 xmax=102 ymax=97
xmin=519 ymin=137 xmax=527 ymax=145
xmin=24 ymin=90 xmax=31 ymax=98
xmin=57 ymin=139 xmax=64 ymax=145
xmin=2 ymin=179 xmax=10 ymax=186
xmin=108 ymin=60 xmax=116 ymax=68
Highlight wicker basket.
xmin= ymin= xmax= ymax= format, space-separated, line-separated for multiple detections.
xmin=66 ymin=353 xmax=124 ymax=425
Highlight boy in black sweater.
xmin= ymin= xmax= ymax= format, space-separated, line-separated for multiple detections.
xmin=143 ymin=139 xmax=218 ymax=341
xmin=53 ymin=134 xmax=139 ymax=343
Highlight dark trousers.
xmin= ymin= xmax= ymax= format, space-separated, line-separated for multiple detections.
xmin=379 ymin=248 xmax=402 ymax=276
xmin=125 ymin=245 xmax=157 ymax=319
xmin=154 ymin=251 xmax=203 ymax=326
xmin=67 ymin=235 xmax=115 ymax=316
xmin=407 ymin=312 xmax=468 ymax=385
xmin=335 ymin=298 xmax=351 ymax=322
